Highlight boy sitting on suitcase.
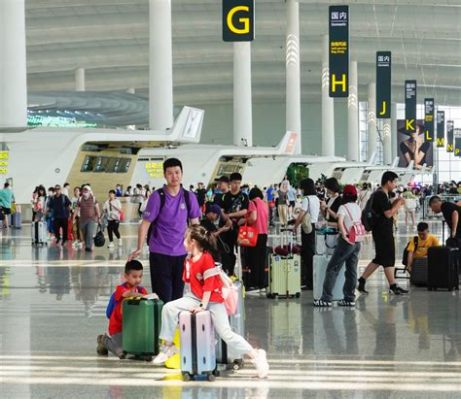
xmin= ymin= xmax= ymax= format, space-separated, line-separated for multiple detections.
xmin=152 ymin=225 xmax=269 ymax=378
xmin=405 ymin=222 xmax=440 ymax=273
xmin=97 ymin=260 xmax=148 ymax=359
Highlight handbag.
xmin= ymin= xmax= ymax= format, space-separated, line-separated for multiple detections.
xmin=344 ymin=204 xmax=366 ymax=243
xmin=93 ymin=224 xmax=106 ymax=247
xmin=301 ymin=196 xmax=312 ymax=234
xmin=119 ymin=210 xmax=125 ymax=222
xmin=238 ymin=223 xmax=258 ymax=247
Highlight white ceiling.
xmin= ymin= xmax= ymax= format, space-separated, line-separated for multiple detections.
xmin=25 ymin=0 xmax=461 ymax=106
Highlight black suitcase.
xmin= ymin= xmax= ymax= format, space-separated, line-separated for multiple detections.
xmin=410 ymin=258 xmax=428 ymax=287
xmin=427 ymin=247 xmax=459 ymax=291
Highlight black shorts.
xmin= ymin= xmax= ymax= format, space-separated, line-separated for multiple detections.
xmin=289 ymin=201 xmax=295 ymax=208
xmin=1 ymin=207 xmax=11 ymax=215
xmin=372 ymin=229 xmax=395 ymax=267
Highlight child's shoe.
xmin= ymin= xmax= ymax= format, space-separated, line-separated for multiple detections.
xmin=152 ymin=344 xmax=178 ymax=366
xmin=96 ymin=334 xmax=108 ymax=356
xmin=252 ymin=349 xmax=269 ymax=379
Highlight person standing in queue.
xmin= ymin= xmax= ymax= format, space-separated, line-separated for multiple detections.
xmin=128 ymin=158 xmax=201 ymax=303
xmin=214 ymin=173 xmax=249 ymax=277
xmin=357 ymin=171 xmax=408 ymax=295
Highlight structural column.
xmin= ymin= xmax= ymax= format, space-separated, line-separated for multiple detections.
xmin=321 ymin=35 xmax=335 ymax=156
xmin=285 ymin=0 xmax=301 ymax=154
xmin=0 ymin=0 xmax=27 ymax=128
xmin=347 ymin=60 xmax=359 ymax=161
xmin=75 ymin=68 xmax=85 ymax=91
xmin=367 ymin=82 xmax=377 ymax=162
xmin=149 ymin=0 xmax=174 ymax=131
xmin=233 ymin=42 xmax=253 ymax=147
xmin=383 ymin=119 xmax=392 ymax=165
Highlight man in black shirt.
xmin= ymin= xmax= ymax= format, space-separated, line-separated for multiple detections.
xmin=47 ymin=185 xmax=71 ymax=245
xmin=216 ymin=172 xmax=249 ymax=276
xmin=357 ymin=171 xmax=408 ymax=295
xmin=195 ymin=182 xmax=207 ymax=208
xmin=429 ymin=196 xmax=461 ymax=244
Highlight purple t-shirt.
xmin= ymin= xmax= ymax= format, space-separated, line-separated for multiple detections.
xmin=143 ymin=186 xmax=201 ymax=256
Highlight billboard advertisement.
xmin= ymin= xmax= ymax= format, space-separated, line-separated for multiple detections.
xmin=397 ymin=119 xmax=433 ymax=169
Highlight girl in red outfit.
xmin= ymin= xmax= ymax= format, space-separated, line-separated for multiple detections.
xmin=152 ymin=225 xmax=269 ymax=378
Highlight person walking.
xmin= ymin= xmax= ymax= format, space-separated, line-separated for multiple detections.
xmin=76 ymin=185 xmax=100 ymax=252
xmin=103 ymin=190 xmax=123 ymax=249
xmin=128 ymin=158 xmax=201 ymax=303
xmin=46 ymin=184 xmax=71 ymax=245
xmin=357 ymin=171 xmax=408 ymax=295
xmin=0 ymin=182 xmax=15 ymax=229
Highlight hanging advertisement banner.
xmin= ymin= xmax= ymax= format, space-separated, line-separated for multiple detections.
xmin=436 ymin=111 xmax=445 ymax=148
xmin=329 ymin=5 xmax=349 ymax=97
xmin=376 ymin=51 xmax=391 ymax=119
xmin=447 ymin=120 xmax=454 ymax=153
xmin=423 ymin=98 xmax=434 ymax=142
xmin=404 ymin=80 xmax=417 ymax=135
xmin=397 ymin=119 xmax=433 ymax=169
xmin=222 ymin=0 xmax=255 ymax=42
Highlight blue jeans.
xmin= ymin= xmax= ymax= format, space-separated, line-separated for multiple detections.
xmin=321 ymin=237 xmax=361 ymax=302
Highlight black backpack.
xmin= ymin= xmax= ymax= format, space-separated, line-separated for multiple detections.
xmin=402 ymin=236 xmax=418 ymax=266
xmin=361 ymin=192 xmax=377 ymax=232
xmin=146 ymin=187 xmax=192 ymax=243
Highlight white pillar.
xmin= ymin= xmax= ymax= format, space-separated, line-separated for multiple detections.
xmin=75 ymin=68 xmax=85 ymax=91
xmin=391 ymin=102 xmax=398 ymax=161
xmin=367 ymin=82 xmax=377 ymax=162
xmin=322 ymin=35 xmax=335 ymax=156
xmin=347 ymin=60 xmax=359 ymax=161
xmin=233 ymin=42 xmax=253 ymax=147
xmin=149 ymin=0 xmax=174 ymax=131
xmin=383 ymin=119 xmax=392 ymax=165
xmin=0 ymin=0 xmax=27 ymax=128
xmin=285 ymin=0 xmax=301 ymax=154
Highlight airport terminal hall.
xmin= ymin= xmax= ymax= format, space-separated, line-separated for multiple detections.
xmin=2 ymin=0 xmax=461 ymax=398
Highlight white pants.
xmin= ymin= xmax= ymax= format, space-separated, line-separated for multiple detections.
xmin=160 ymin=294 xmax=253 ymax=358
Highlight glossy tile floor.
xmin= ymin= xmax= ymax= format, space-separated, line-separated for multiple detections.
xmin=1 ymin=217 xmax=461 ymax=398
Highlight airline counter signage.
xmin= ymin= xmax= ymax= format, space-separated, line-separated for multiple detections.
xmin=436 ymin=111 xmax=445 ymax=148
xmin=424 ymin=98 xmax=434 ymax=142
xmin=0 ymin=151 xmax=8 ymax=175
xmin=223 ymin=0 xmax=254 ymax=42
xmin=454 ymin=134 xmax=461 ymax=157
xmin=376 ymin=51 xmax=391 ymax=118
xmin=329 ymin=5 xmax=349 ymax=97
xmin=447 ymin=120 xmax=454 ymax=153
xmin=404 ymin=80 xmax=417 ymax=135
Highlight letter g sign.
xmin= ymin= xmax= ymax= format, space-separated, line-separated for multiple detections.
xmin=223 ymin=0 xmax=254 ymax=42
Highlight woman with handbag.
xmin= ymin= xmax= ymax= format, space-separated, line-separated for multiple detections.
xmin=294 ymin=178 xmax=320 ymax=290
xmin=103 ymin=190 xmax=123 ymax=249
xmin=314 ymin=185 xmax=364 ymax=308
xmin=242 ymin=188 xmax=269 ymax=291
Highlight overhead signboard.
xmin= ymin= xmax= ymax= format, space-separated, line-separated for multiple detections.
xmin=404 ymin=80 xmax=417 ymax=135
xmin=329 ymin=5 xmax=349 ymax=97
xmin=436 ymin=110 xmax=445 ymax=148
xmin=454 ymin=135 xmax=461 ymax=157
xmin=447 ymin=120 xmax=454 ymax=153
xmin=376 ymin=51 xmax=391 ymax=118
xmin=0 ymin=151 xmax=8 ymax=175
xmin=222 ymin=0 xmax=254 ymax=42
xmin=423 ymin=98 xmax=434 ymax=142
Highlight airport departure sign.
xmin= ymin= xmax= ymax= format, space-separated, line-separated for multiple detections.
xmin=454 ymin=134 xmax=461 ymax=157
xmin=404 ymin=80 xmax=417 ymax=135
xmin=376 ymin=51 xmax=391 ymax=119
xmin=436 ymin=111 xmax=445 ymax=148
xmin=447 ymin=120 xmax=454 ymax=153
xmin=329 ymin=5 xmax=349 ymax=97
xmin=223 ymin=0 xmax=254 ymax=42
xmin=424 ymin=98 xmax=434 ymax=142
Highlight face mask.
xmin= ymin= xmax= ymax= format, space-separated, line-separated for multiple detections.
xmin=83 ymin=192 xmax=90 ymax=199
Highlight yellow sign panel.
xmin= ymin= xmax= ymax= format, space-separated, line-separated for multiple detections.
xmin=0 ymin=151 xmax=8 ymax=160
xmin=145 ymin=162 xmax=163 ymax=178
xmin=0 ymin=151 xmax=8 ymax=174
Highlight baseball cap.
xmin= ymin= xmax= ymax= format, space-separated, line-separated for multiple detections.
xmin=343 ymin=184 xmax=357 ymax=196
xmin=206 ymin=203 xmax=221 ymax=215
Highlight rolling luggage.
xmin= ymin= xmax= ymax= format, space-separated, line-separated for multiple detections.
xmin=313 ymin=255 xmax=345 ymax=301
xmin=10 ymin=212 xmax=22 ymax=229
xmin=427 ymin=247 xmax=459 ymax=291
xmin=179 ymin=310 xmax=216 ymax=381
xmin=31 ymin=221 xmax=47 ymax=245
xmin=122 ymin=297 xmax=163 ymax=360
xmin=410 ymin=258 xmax=428 ymax=287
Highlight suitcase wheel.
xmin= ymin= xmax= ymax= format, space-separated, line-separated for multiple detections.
xmin=207 ymin=372 xmax=216 ymax=382
xmin=233 ymin=359 xmax=244 ymax=370
xmin=295 ymin=293 xmax=301 ymax=298
xmin=266 ymin=293 xmax=276 ymax=299
xmin=182 ymin=372 xmax=191 ymax=381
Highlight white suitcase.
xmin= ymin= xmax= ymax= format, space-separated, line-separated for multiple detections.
xmin=315 ymin=230 xmax=339 ymax=256
xmin=313 ymin=254 xmax=345 ymax=301
xmin=31 ymin=221 xmax=47 ymax=245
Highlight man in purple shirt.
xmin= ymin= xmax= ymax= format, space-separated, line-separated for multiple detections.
xmin=128 ymin=158 xmax=201 ymax=303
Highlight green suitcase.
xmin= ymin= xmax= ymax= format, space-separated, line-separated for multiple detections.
xmin=122 ymin=297 xmax=163 ymax=358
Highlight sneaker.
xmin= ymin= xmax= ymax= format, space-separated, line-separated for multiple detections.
xmin=108 ymin=242 xmax=115 ymax=249
xmin=96 ymin=334 xmax=108 ymax=356
xmin=389 ymin=285 xmax=408 ymax=295
xmin=152 ymin=345 xmax=178 ymax=366
xmin=357 ymin=278 xmax=369 ymax=294
xmin=252 ymin=349 xmax=269 ymax=379
xmin=313 ymin=299 xmax=332 ymax=307
xmin=338 ymin=299 xmax=356 ymax=307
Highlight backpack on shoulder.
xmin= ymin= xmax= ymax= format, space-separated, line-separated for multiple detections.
xmin=361 ymin=192 xmax=377 ymax=232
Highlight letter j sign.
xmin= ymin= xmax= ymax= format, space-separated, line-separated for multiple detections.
xmin=223 ymin=0 xmax=254 ymax=42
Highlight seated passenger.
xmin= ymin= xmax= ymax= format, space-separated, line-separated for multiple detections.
xmin=97 ymin=260 xmax=148 ymax=359
xmin=406 ymin=222 xmax=440 ymax=273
